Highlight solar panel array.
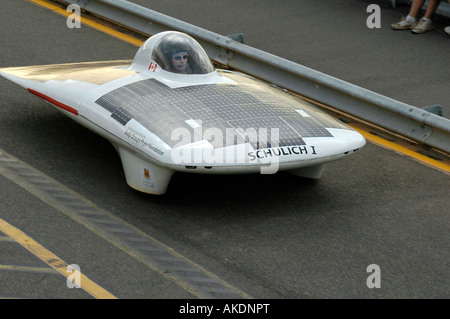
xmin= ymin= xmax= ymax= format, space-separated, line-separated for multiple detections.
xmin=95 ymin=75 xmax=349 ymax=149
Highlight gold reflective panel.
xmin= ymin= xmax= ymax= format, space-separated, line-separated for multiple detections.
xmin=0 ymin=60 xmax=135 ymax=85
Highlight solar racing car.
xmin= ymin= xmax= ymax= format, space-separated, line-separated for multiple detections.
xmin=0 ymin=31 xmax=366 ymax=194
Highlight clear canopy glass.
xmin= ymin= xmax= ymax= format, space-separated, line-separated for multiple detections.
xmin=151 ymin=33 xmax=215 ymax=75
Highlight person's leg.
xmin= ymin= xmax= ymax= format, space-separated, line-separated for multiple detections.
xmin=423 ymin=0 xmax=440 ymax=19
xmin=391 ymin=0 xmax=424 ymax=29
xmin=391 ymin=0 xmax=434 ymax=30
xmin=408 ymin=0 xmax=426 ymax=18
xmin=412 ymin=0 xmax=440 ymax=33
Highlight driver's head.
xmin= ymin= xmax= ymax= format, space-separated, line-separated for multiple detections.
xmin=150 ymin=32 xmax=214 ymax=75
xmin=170 ymin=51 xmax=189 ymax=74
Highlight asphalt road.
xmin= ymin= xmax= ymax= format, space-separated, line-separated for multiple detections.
xmin=0 ymin=0 xmax=448 ymax=301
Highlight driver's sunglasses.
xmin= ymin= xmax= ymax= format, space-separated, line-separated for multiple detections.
xmin=173 ymin=55 xmax=188 ymax=60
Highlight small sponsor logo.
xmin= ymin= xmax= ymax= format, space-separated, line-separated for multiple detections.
xmin=144 ymin=168 xmax=150 ymax=180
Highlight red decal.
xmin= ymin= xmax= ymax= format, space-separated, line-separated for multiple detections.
xmin=148 ymin=62 xmax=157 ymax=72
xmin=27 ymin=89 xmax=78 ymax=116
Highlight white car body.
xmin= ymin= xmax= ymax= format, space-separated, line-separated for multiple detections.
xmin=0 ymin=31 xmax=365 ymax=194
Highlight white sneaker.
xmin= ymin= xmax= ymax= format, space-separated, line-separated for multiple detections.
xmin=411 ymin=19 xmax=435 ymax=34
xmin=445 ymin=26 xmax=450 ymax=36
xmin=391 ymin=17 xmax=417 ymax=30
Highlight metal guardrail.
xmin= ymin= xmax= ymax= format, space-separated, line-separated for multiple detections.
xmin=61 ymin=0 xmax=450 ymax=153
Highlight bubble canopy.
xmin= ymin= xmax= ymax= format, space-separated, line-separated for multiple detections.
xmin=130 ymin=31 xmax=215 ymax=75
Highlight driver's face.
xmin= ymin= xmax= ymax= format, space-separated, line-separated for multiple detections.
xmin=171 ymin=53 xmax=188 ymax=73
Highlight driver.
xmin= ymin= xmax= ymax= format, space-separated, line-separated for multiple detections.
xmin=170 ymin=51 xmax=189 ymax=74
xmin=151 ymin=32 xmax=214 ymax=75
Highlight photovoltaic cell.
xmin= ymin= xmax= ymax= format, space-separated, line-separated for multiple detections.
xmin=95 ymin=75 xmax=350 ymax=149
xmin=111 ymin=107 xmax=134 ymax=125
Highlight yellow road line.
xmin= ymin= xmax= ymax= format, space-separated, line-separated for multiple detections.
xmin=0 ymin=218 xmax=117 ymax=299
xmin=27 ymin=0 xmax=143 ymax=46
xmin=353 ymin=127 xmax=449 ymax=173
xmin=27 ymin=0 xmax=449 ymax=173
